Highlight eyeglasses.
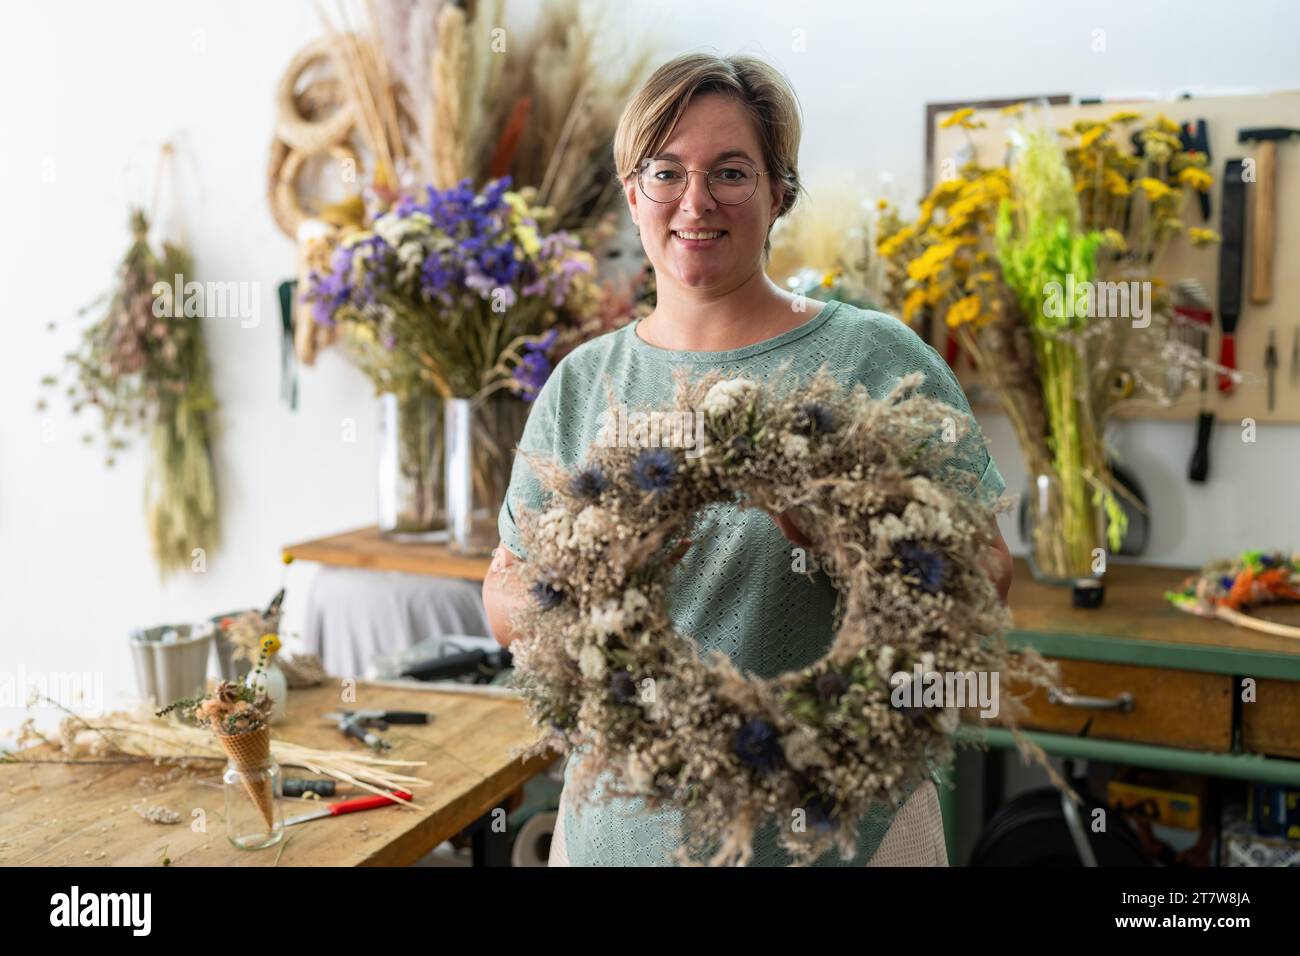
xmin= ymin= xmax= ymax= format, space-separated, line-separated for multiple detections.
xmin=634 ymin=157 xmax=769 ymax=205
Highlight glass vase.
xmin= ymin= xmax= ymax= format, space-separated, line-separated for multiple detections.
xmin=223 ymin=754 xmax=284 ymax=850
xmin=378 ymin=391 xmax=448 ymax=540
xmin=445 ymin=392 xmax=530 ymax=556
xmin=1023 ymin=469 xmax=1106 ymax=586
xmin=247 ymin=662 xmax=288 ymax=724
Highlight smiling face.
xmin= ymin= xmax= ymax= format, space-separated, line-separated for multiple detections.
xmin=624 ymin=93 xmax=784 ymax=294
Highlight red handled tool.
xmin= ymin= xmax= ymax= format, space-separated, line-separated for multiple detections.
xmin=945 ymin=332 xmax=961 ymax=369
xmin=282 ymin=790 xmax=413 ymax=827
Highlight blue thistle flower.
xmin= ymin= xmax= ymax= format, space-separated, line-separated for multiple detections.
xmin=891 ymin=691 xmax=930 ymax=723
xmin=795 ymin=402 xmax=836 ymax=436
xmin=570 ymin=465 xmax=608 ymax=500
xmin=727 ymin=434 xmax=755 ymax=461
xmin=632 ymin=448 xmax=677 ymax=495
xmin=732 ymin=717 xmax=785 ymax=774
xmin=530 ymin=579 xmax=564 ymax=610
xmin=895 ymin=541 xmax=949 ymax=594
xmin=608 ymin=670 xmax=637 ymax=703
xmin=804 ymin=793 xmax=838 ymax=833
xmin=815 ymin=671 xmax=848 ymax=703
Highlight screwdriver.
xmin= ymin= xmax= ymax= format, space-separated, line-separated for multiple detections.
xmin=1266 ymin=328 xmax=1278 ymax=411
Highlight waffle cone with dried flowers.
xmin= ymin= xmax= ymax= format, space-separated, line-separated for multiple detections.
xmin=158 ymin=632 xmax=286 ymax=835
xmin=218 ymin=724 xmax=276 ymax=830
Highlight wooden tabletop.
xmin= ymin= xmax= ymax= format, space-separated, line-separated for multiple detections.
xmin=1007 ymin=557 xmax=1300 ymax=659
xmin=0 ymin=682 xmax=555 ymax=867
xmin=284 ymin=526 xmax=491 ymax=582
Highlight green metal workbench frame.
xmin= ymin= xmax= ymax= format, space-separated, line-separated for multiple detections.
xmin=936 ymin=625 xmax=1300 ymax=865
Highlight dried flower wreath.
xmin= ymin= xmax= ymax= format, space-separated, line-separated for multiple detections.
xmin=507 ymin=364 xmax=1064 ymax=866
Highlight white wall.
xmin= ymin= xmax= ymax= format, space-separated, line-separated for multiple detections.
xmin=3 ymin=0 xmax=1298 ymax=736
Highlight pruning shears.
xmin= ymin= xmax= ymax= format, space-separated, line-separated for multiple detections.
xmin=322 ymin=710 xmax=431 ymax=751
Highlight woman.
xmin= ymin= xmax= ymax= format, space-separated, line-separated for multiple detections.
xmin=483 ymin=51 xmax=1013 ymax=866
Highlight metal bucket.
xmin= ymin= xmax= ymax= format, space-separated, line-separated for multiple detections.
xmin=129 ymin=624 xmax=213 ymax=709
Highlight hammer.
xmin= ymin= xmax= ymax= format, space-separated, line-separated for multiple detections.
xmin=1237 ymin=127 xmax=1300 ymax=304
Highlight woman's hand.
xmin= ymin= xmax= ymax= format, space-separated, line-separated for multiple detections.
xmin=748 ymin=505 xmax=815 ymax=548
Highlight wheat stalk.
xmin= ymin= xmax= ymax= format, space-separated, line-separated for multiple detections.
xmin=10 ymin=713 xmax=429 ymax=809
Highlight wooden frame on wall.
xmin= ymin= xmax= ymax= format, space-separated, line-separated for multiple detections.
xmin=924 ymin=95 xmax=1071 ymax=191
xmin=920 ymin=95 xmax=1071 ymax=347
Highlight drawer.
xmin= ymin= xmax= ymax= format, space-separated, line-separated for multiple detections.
xmin=963 ymin=657 xmax=1233 ymax=752
xmin=1241 ymin=678 xmax=1300 ymax=759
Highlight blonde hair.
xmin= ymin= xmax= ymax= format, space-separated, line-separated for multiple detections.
xmin=612 ymin=51 xmax=804 ymax=259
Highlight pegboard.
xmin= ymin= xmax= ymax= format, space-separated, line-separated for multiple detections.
xmin=931 ymin=91 xmax=1300 ymax=425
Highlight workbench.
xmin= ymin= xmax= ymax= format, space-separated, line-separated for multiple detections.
xmin=946 ymin=559 xmax=1300 ymax=864
xmin=283 ymin=527 xmax=1300 ymax=865
xmin=1 ymin=682 xmax=554 ymax=866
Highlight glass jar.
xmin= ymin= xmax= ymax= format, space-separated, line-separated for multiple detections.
xmin=1023 ymin=470 xmax=1106 ymax=586
xmin=378 ymin=390 xmax=448 ymax=539
xmin=444 ymin=392 xmax=530 ymax=556
xmin=223 ymin=756 xmax=284 ymax=850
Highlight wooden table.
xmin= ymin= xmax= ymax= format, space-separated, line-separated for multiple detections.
xmin=283 ymin=526 xmax=491 ymax=582
xmin=0 ymin=682 xmax=555 ymax=866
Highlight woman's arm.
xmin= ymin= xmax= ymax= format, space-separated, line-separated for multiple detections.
xmin=483 ymin=545 xmax=531 ymax=649
xmin=983 ymin=517 xmax=1013 ymax=606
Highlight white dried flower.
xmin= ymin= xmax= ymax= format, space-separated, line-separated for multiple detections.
xmin=538 ymin=507 xmax=574 ymax=549
xmin=590 ymin=599 xmax=626 ymax=639
xmin=872 ymin=513 xmax=907 ymax=544
xmin=622 ymin=587 xmax=648 ymax=621
xmin=645 ymin=692 xmax=668 ymax=723
xmin=373 ymin=210 xmax=432 ymax=248
xmin=578 ymin=644 xmax=606 ymax=681
xmin=702 ymin=378 xmax=759 ymax=417
xmin=876 ymin=644 xmax=896 ymax=679
xmin=780 ymin=432 xmax=810 ymax=460
xmin=902 ymin=500 xmax=954 ymax=541
xmin=625 ymin=751 xmax=656 ymax=793
xmin=135 ymin=805 xmax=181 ymax=825
xmin=570 ymin=505 xmax=608 ymax=550
xmin=781 ymin=726 xmax=831 ymax=771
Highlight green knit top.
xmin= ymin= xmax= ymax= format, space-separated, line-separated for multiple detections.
xmin=497 ymin=299 xmax=1005 ymax=865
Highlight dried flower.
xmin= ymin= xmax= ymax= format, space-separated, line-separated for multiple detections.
xmin=530 ymin=579 xmax=564 ymax=610
xmin=733 ymin=718 xmax=785 ymax=774
xmin=631 ymin=448 xmax=677 ymax=495
xmin=815 ymin=671 xmax=848 ymax=703
xmin=608 ymin=670 xmax=637 ymax=703
xmin=794 ymin=402 xmax=836 ymax=435
xmin=589 ymin=600 xmax=626 ymax=639
xmin=894 ymin=541 xmax=949 ymax=594
xmin=578 ymin=644 xmax=606 ymax=681
xmin=701 ymin=378 xmax=759 ymax=418
xmin=570 ymin=465 xmax=608 ymax=500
